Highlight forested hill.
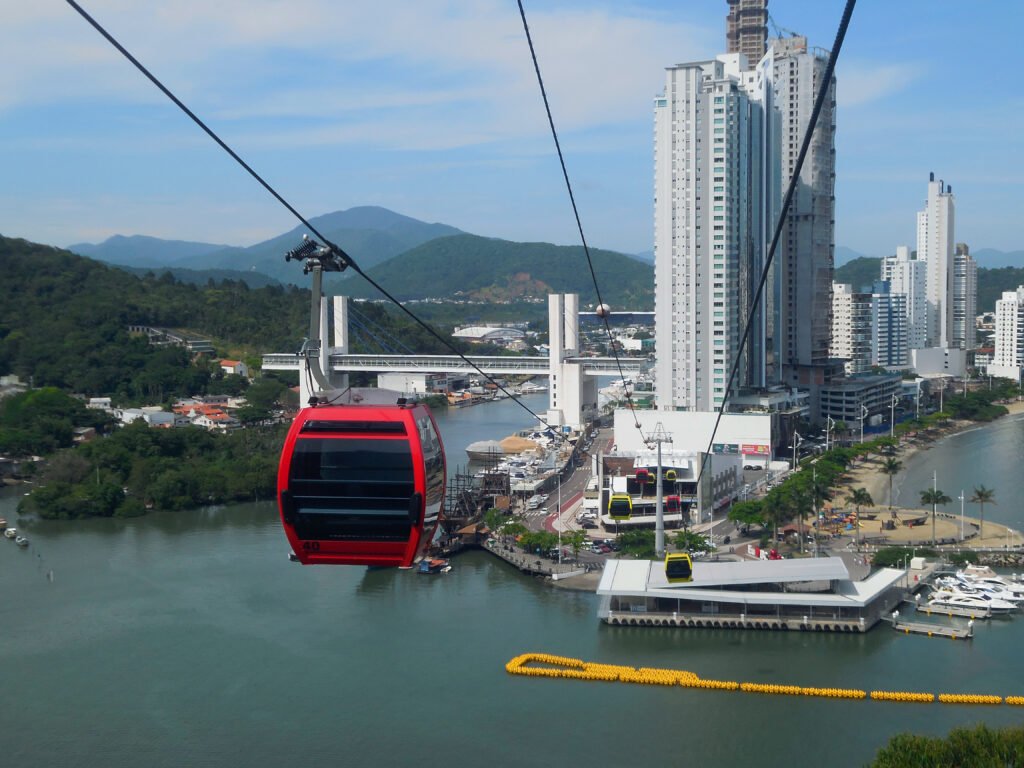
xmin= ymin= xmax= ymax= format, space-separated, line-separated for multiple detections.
xmin=339 ymin=234 xmax=655 ymax=308
xmin=834 ymin=256 xmax=1024 ymax=313
xmin=0 ymin=236 xmax=453 ymax=399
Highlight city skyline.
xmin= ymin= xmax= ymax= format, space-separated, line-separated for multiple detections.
xmin=1 ymin=1 xmax=1022 ymax=258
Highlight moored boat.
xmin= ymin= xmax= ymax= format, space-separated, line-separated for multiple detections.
xmin=15 ymin=535 xmax=29 ymax=548
xmin=929 ymin=586 xmax=1016 ymax=614
xmin=466 ymin=440 xmax=505 ymax=462
xmin=4 ymin=528 xmax=16 ymax=539
xmin=417 ymin=558 xmax=451 ymax=575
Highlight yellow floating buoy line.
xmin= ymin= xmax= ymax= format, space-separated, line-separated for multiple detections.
xmin=506 ymin=653 xmax=1017 ymax=706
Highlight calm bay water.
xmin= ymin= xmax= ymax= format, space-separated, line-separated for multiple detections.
xmin=895 ymin=412 xmax=1024 ymax=529
xmin=3 ymin=401 xmax=1024 ymax=768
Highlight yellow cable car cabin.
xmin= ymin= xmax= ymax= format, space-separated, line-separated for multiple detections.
xmin=608 ymin=493 xmax=633 ymax=520
xmin=665 ymin=552 xmax=693 ymax=583
xmin=664 ymin=469 xmax=677 ymax=482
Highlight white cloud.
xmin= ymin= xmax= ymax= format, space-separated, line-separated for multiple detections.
xmin=1 ymin=1 xmax=712 ymax=152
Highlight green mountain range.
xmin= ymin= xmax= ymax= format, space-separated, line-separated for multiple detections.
xmin=337 ymin=233 xmax=654 ymax=308
xmin=70 ymin=206 xmax=463 ymax=286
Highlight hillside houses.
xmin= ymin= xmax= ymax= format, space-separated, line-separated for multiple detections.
xmin=87 ymin=395 xmax=242 ymax=431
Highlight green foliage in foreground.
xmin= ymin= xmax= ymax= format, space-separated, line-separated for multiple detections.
xmin=0 ymin=387 xmax=112 ymax=457
xmin=618 ymin=529 xmax=656 ymax=559
xmin=18 ymin=420 xmax=285 ymax=519
xmin=871 ymin=547 xmax=937 ymax=568
xmin=673 ymin=530 xmax=713 ymax=552
xmin=946 ymin=550 xmax=980 ymax=566
xmin=870 ymin=724 xmax=1024 ymax=768
xmin=518 ymin=530 xmax=559 ymax=555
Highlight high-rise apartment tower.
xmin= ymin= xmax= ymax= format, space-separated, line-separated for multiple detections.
xmin=726 ymin=0 xmax=768 ymax=68
xmin=881 ymin=245 xmax=928 ymax=350
xmin=917 ymin=173 xmax=955 ymax=348
xmin=769 ymin=36 xmax=837 ymax=388
xmin=653 ymin=54 xmax=774 ymax=411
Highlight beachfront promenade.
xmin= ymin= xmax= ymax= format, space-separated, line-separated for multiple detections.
xmin=837 ymin=401 xmax=1024 ymax=552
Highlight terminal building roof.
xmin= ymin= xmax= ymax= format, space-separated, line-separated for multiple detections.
xmin=598 ymin=557 xmax=906 ymax=609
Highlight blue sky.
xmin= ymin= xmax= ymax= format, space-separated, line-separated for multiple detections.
xmin=1 ymin=1 xmax=1021 ymax=258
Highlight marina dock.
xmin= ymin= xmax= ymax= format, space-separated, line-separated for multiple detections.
xmin=886 ymin=613 xmax=974 ymax=639
xmin=904 ymin=597 xmax=992 ymax=620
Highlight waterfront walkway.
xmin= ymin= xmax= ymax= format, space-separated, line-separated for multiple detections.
xmin=483 ymin=539 xmax=588 ymax=579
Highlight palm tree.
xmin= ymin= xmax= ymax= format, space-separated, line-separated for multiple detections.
xmin=833 ymin=421 xmax=848 ymax=447
xmin=920 ymin=488 xmax=952 ymax=547
xmin=879 ymin=457 xmax=903 ymax=516
xmin=969 ymin=485 xmax=996 ymax=540
xmin=761 ymin=488 xmax=787 ymax=547
xmin=784 ymin=484 xmax=811 ymax=555
xmin=846 ymin=487 xmax=874 ymax=551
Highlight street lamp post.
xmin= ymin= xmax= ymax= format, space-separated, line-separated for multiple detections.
xmin=791 ymin=431 xmax=803 ymax=471
xmin=958 ymin=490 xmax=965 ymax=542
xmin=890 ymin=394 xmax=899 ymax=438
xmin=557 ymin=471 xmax=562 ymax=565
xmin=825 ymin=416 xmax=834 ymax=453
xmin=860 ymin=404 xmax=869 ymax=444
xmin=812 ymin=466 xmax=819 ymax=559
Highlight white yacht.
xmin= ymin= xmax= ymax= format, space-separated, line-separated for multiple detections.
xmin=930 ymin=584 xmax=1016 ymax=614
xmin=937 ymin=575 xmax=1024 ymax=606
xmin=958 ymin=567 xmax=1024 ymax=598
xmin=4 ymin=528 xmax=16 ymax=539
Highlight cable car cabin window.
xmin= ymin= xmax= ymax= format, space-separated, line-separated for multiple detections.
xmin=289 ymin=437 xmax=415 ymax=541
xmin=608 ymin=494 xmax=632 ymax=520
xmin=665 ymin=553 xmax=693 ymax=583
xmin=416 ymin=415 xmax=445 ymax=523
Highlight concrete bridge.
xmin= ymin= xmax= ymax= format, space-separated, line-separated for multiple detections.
xmin=261 ymin=294 xmax=647 ymax=429
xmin=262 ymin=352 xmax=643 ymax=377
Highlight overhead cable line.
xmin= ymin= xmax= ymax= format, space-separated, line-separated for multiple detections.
xmin=516 ymin=0 xmax=648 ymax=444
xmin=65 ymin=0 xmax=565 ymax=437
xmin=694 ymin=0 xmax=858 ymax=493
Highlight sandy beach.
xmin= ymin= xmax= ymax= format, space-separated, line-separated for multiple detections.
xmin=837 ymin=400 xmax=1024 ymax=548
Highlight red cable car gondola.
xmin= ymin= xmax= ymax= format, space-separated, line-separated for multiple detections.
xmin=277 ymin=400 xmax=446 ymax=567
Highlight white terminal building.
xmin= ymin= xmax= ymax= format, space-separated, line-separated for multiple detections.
xmin=597 ymin=557 xmax=908 ymax=633
xmin=601 ymin=410 xmax=773 ymax=528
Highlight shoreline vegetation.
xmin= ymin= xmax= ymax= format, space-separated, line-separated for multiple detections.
xmin=838 ymin=399 xmax=1024 ymax=549
xmin=727 ymin=381 xmax=1024 ymax=554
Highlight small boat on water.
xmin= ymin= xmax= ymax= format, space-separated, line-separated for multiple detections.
xmin=417 ymin=558 xmax=451 ymax=575
xmin=15 ymin=536 xmax=29 ymax=548
xmin=4 ymin=528 xmax=17 ymax=539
